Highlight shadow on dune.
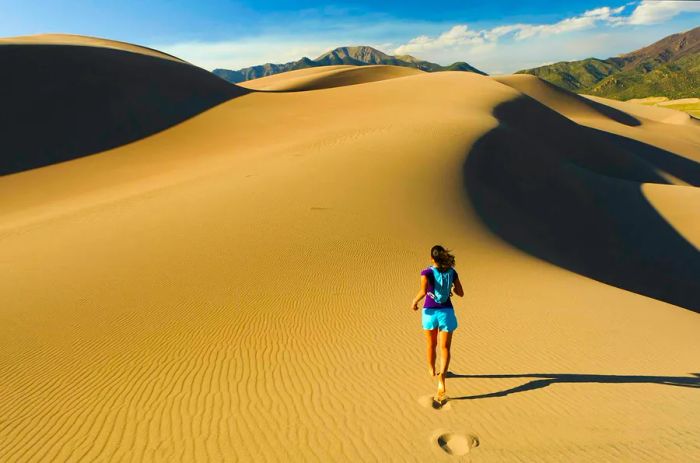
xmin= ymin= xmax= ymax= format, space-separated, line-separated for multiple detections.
xmin=445 ymin=372 xmax=700 ymax=400
xmin=589 ymin=128 xmax=700 ymax=186
xmin=464 ymin=95 xmax=700 ymax=312
xmin=0 ymin=44 xmax=249 ymax=175
xmin=495 ymin=74 xmax=642 ymax=127
xmin=571 ymin=95 xmax=641 ymax=127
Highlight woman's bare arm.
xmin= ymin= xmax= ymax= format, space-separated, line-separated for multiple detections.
xmin=453 ymin=274 xmax=464 ymax=297
xmin=411 ymin=275 xmax=429 ymax=310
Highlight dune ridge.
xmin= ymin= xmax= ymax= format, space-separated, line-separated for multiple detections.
xmin=465 ymin=94 xmax=700 ymax=312
xmin=0 ymin=33 xmax=187 ymax=62
xmin=1 ymin=41 xmax=700 ymax=462
xmin=0 ymin=35 xmax=248 ymax=175
xmin=239 ymin=64 xmax=424 ymax=91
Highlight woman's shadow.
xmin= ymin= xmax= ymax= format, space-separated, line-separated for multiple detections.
xmin=444 ymin=372 xmax=700 ymax=401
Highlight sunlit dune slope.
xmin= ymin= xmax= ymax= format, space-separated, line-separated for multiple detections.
xmin=239 ymin=64 xmax=424 ymax=91
xmin=0 ymin=34 xmax=248 ymax=175
xmin=1 ymin=55 xmax=699 ymax=463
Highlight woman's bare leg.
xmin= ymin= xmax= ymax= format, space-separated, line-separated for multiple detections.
xmin=424 ymin=329 xmax=438 ymax=376
xmin=436 ymin=330 xmax=453 ymax=399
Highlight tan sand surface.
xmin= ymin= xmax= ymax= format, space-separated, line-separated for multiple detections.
xmin=585 ymin=94 xmax=698 ymax=126
xmin=1 ymin=39 xmax=699 ymax=462
xmin=658 ymin=98 xmax=700 ymax=106
xmin=628 ymin=96 xmax=670 ymax=105
xmin=628 ymin=97 xmax=700 ymax=107
xmin=643 ymin=183 xmax=700 ymax=249
xmin=240 ymin=64 xmax=423 ymax=91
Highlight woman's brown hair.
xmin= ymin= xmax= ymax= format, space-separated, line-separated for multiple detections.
xmin=431 ymin=245 xmax=455 ymax=271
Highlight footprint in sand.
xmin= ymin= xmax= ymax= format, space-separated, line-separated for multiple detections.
xmin=417 ymin=394 xmax=452 ymax=410
xmin=433 ymin=431 xmax=479 ymax=456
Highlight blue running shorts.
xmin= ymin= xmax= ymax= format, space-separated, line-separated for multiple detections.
xmin=422 ymin=308 xmax=458 ymax=332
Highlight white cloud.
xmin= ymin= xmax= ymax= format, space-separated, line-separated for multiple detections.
xmin=393 ymin=1 xmax=700 ymax=65
xmin=395 ymin=4 xmax=631 ymax=56
xmin=626 ymin=0 xmax=700 ymax=25
xmin=395 ymin=25 xmax=484 ymax=54
xmin=515 ymin=5 xmax=628 ymax=38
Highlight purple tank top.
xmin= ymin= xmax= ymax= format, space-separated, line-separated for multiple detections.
xmin=421 ymin=266 xmax=458 ymax=309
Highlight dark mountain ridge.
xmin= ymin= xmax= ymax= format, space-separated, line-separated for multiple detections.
xmin=213 ymin=45 xmax=486 ymax=83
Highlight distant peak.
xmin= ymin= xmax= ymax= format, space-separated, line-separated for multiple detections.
xmin=315 ymin=45 xmax=392 ymax=63
xmin=394 ymin=54 xmax=422 ymax=63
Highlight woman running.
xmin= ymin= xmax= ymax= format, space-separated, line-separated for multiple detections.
xmin=411 ymin=245 xmax=464 ymax=404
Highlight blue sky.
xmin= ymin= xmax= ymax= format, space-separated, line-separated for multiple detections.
xmin=2 ymin=1 xmax=699 ymax=73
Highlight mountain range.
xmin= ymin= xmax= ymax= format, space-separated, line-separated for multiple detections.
xmin=213 ymin=46 xmax=486 ymax=83
xmin=516 ymin=26 xmax=700 ymax=100
xmin=213 ymin=28 xmax=699 ymax=101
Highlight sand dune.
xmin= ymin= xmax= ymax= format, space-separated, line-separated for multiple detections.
xmin=0 ymin=33 xmax=186 ymax=63
xmin=1 ymin=39 xmax=700 ymax=462
xmin=585 ymin=94 xmax=699 ymax=126
xmin=0 ymin=34 xmax=247 ymax=175
xmin=465 ymin=94 xmax=700 ymax=312
xmin=493 ymin=74 xmax=641 ymax=126
xmin=240 ymin=64 xmax=424 ymax=91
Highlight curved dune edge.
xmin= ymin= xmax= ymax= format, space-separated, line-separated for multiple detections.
xmin=0 ymin=37 xmax=248 ymax=175
xmin=643 ymin=182 xmax=700 ymax=250
xmin=240 ymin=64 xmax=424 ymax=91
xmin=1 ymin=70 xmax=700 ymax=462
xmin=492 ymin=76 xmax=700 ymax=178
xmin=237 ymin=64 xmax=355 ymax=87
xmin=0 ymin=33 xmax=187 ymax=63
xmin=464 ymin=93 xmax=700 ymax=312
xmin=584 ymin=94 xmax=699 ymax=126
xmin=493 ymin=74 xmax=641 ymax=126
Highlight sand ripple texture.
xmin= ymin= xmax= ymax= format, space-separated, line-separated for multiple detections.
xmin=1 ymin=38 xmax=700 ymax=462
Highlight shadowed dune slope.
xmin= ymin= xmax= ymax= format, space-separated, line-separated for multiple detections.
xmin=1 ymin=65 xmax=700 ymax=462
xmin=239 ymin=64 xmax=424 ymax=91
xmin=465 ymin=94 xmax=700 ymax=312
xmin=0 ymin=33 xmax=186 ymax=63
xmin=0 ymin=37 xmax=248 ymax=175
xmin=585 ymin=94 xmax=700 ymax=126
xmin=494 ymin=74 xmax=640 ymax=126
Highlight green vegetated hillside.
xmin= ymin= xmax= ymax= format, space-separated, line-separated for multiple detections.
xmin=589 ymin=53 xmax=700 ymax=100
xmin=517 ymin=26 xmax=700 ymax=100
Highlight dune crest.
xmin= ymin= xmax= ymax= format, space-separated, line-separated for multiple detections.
xmin=239 ymin=64 xmax=424 ymax=91
xmin=0 ymin=33 xmax=186 ymax=62
xmin=465 ymin=94 xmax=700 ymax=312
xmin=0 ymin=35 xmax=248 ymax=175
xmin=493 ymin=74 xmax=640 ymax=126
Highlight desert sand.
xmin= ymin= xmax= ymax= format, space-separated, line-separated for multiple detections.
xmin=239 ymin=65 xmax=423 ymax=91
xmin=626 ymin=96 xmax=700 ymax=120
xmin=1 ymin=36 xmax=699 ymax=462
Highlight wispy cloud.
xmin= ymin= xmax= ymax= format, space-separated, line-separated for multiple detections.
xmin=394 ymin=5 xmax=629 ymax=55
xmin=626 ymin=0 xmax=700 ymax=25
xmin=395 ymin=1 xmax=700 ymax=56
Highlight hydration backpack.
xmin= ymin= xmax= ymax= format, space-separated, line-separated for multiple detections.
xmin=427 ymin=266 xmax=455 ymax=304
